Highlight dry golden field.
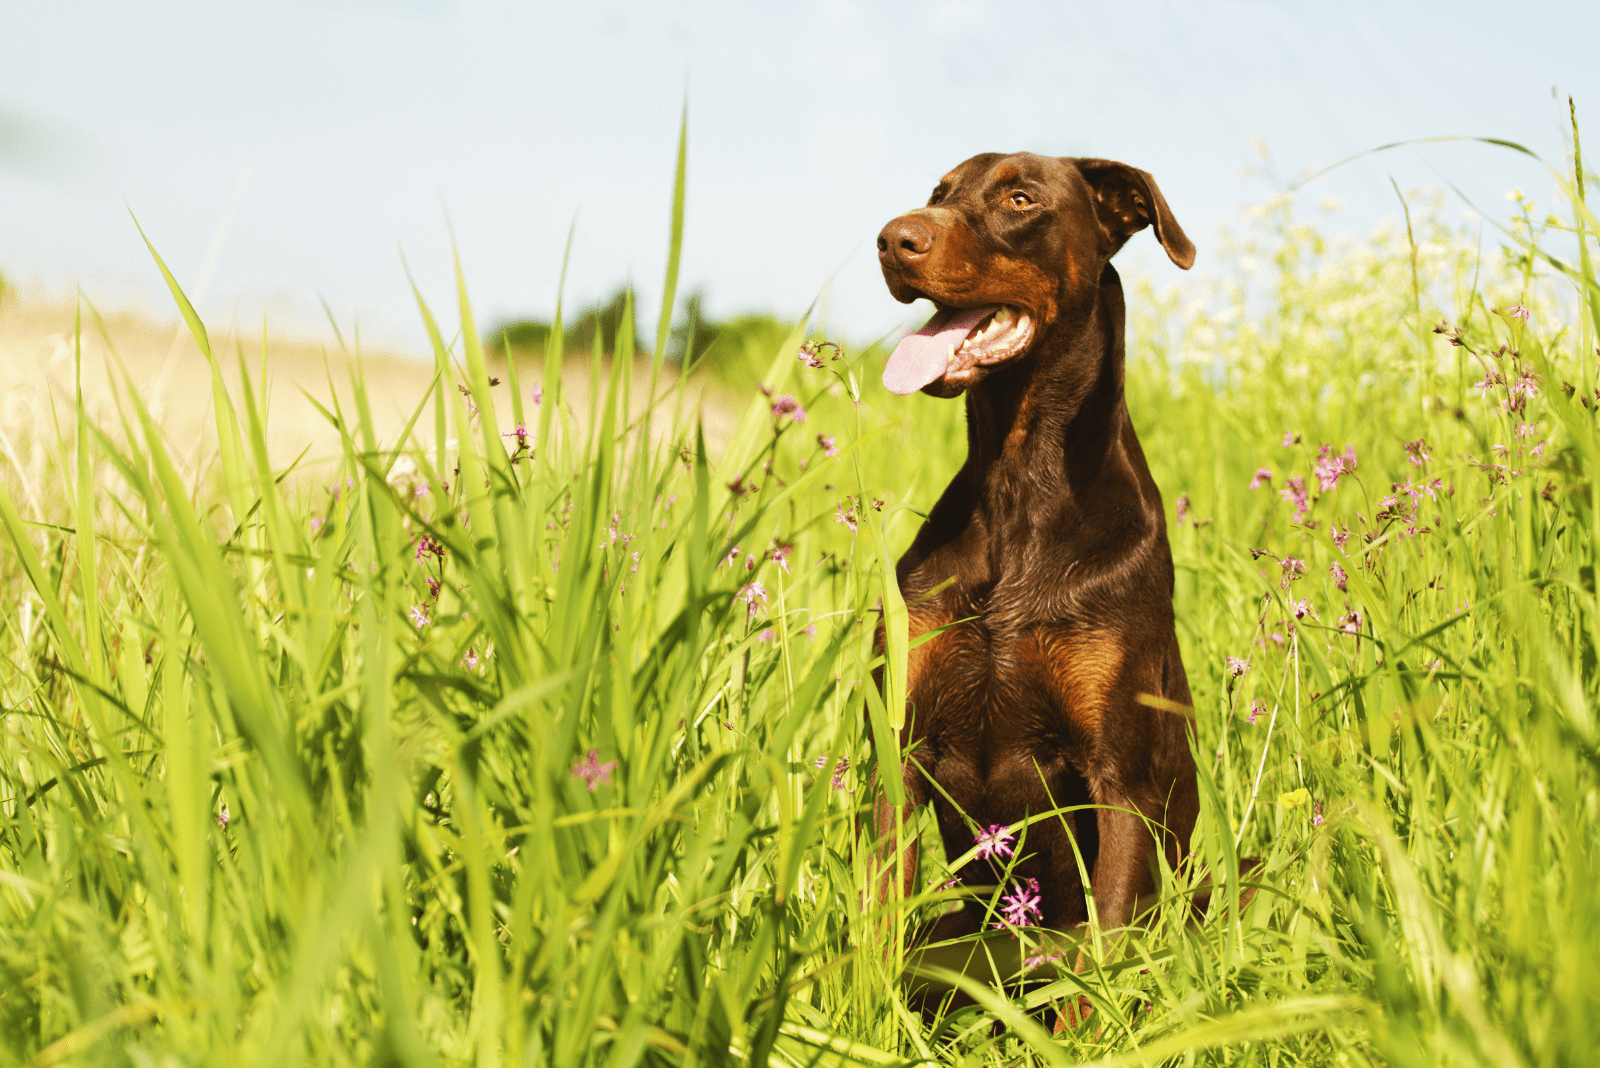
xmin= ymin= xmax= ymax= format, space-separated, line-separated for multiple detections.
xmin=0 ymin=294 xmax=734 ymax=513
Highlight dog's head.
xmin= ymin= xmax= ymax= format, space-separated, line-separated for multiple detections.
xmin=877 ymin=152 xmax=1193 ymax=398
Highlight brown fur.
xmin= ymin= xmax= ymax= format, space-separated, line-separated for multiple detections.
xmin=873 ymin=152 xmax=1199 ymax=943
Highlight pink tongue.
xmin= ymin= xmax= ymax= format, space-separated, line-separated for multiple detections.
xmin=883 ymin=304 xmax=999 ymax=395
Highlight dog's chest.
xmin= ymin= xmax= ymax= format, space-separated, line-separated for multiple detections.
xmin=905 ymin=591 xmax=1115 ymax=760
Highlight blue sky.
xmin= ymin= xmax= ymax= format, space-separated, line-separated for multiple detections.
xmin=1 ymin=1 xmax=1595 ymax=352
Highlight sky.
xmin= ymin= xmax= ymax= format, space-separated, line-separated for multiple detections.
xmin=1 ymin=0 xmax=1596 ymax=354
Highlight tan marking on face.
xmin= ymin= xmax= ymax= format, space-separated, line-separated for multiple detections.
xmin=923 ymin=245 xmax=1055 ymax=325
xmin=908 ymin=205 xmax=960 ymax=230
xmin=1045 ymin=631 xmax=1124 ymax=736
xmin=896 ymin=184 xmax=1060 ymax=321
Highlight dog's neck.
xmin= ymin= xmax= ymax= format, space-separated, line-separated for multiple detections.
xmin=895 ymin=263 xmax=1169 ymax=607
xmin=960 ymin=263 xmax=1151 ymax=542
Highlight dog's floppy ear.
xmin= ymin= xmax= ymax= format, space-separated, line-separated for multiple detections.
xmin=1071 ymin=158 xmax=1195 ymax=270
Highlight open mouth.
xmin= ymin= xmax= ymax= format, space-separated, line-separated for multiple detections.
xmin=882 ymin=303 xmax=1035 ymax=395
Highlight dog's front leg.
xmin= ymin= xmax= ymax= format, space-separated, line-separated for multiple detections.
xmin=1088 ymin=795 xmax=1164 ymax=932
xmin=871 ymin=772 xmax=920 ymax=915
xmin=1048 ymin=794 xmax=1160 ymax=1037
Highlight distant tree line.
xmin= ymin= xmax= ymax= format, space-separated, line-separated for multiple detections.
xmin=487 ymin=286 xmax=796 ymax=384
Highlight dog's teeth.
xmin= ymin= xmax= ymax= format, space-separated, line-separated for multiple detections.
xmin=947 ymin=344 xmax=956 ymax=366
xmin=995 ymin=306 xmax=1012 ymax=324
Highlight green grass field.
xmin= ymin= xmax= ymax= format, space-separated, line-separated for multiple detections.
xmin=3 ymin=122 xmax=1599 ymax=1068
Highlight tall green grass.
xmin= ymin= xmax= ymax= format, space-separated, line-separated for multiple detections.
xmin=2 ymin=120 xmax=1598 ymax=1068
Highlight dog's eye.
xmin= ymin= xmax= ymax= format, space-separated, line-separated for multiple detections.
xmin=1009 ymin=191 xmax=1034 ymax=208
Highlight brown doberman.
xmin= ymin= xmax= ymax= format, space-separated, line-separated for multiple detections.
xmin=873 ymin=152 xmax=1199 ymax=952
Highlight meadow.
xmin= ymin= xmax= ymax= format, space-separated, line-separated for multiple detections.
xmin=1 ymin=123 xmax=1598 ymax=1068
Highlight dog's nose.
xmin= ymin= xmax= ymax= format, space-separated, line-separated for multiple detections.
xmin=877 ymin=216 xmax=933 ymax=261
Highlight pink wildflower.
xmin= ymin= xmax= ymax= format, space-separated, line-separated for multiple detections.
xmin=720 ymin=545 xmax=742 ymax=569
xmin=828 ymin=757 xmax=851 ymax=790
xmin=973 ymin=824 xmax=1015 ymax=860
xmin=771 ymin=395 xmax=807 ymax=422
xmin=1281 ymin=557 xmax=1306 ymax=583
xmin=833 ymin=503 xmax=858 ymax=533
xmin=797 ymin=339 xmax=839 ymax=368
xmin=407 ymin=605 xmax=431 ymax=629
xmin=502 ymin=422 xmax=529 ymax=450
xmin=818 ymin=434 xmax=840 ymax=458
xmin=1247 ymin=699 xmax=1265 ymax=725
xmin=1280 ymin=477 xmax=1310 ymax=523
xmin=1226 ymin=656 xmax=1251 ymax=678
xmin=461 ymin=648 xmax=480 ymax=670
xmin=531 ymin=384 xmax=544 ymax=406
xmin=1313 ymin=444 xmax=1357 ymax=493
xmin=770 ymin=542 xmax=793 ymax=574
xmin=571 ymin=749 xmax=617 ymax=792
xmin=801 ymin=624 xmax=818 ymax=641
xmin=1507 ymin=304 xmax=1531 ymax=320
xmin=1330 ymin=560 xmax=1349 ymax=592
xmin=1249 ymin=468 xmax=1273 ymax=491
xmin=1509 ymin=366 xmax=1541 ymax=407
xmin=996 ymin=877 xmax=1042 ymax=928
xmin=1023 ymin=948 xmax=1066 ymax=971
xmin=756 ymin=628 xmax=775 ymax=642
xmin=737 ymin=580 xmax=769 ymax=617
xmin=598 ymin=514 xmax=633 ymax=550
xmin=1404 ymin=439 xmax=1433 ymax=467
xmin=1337 ymin=609 xmax=1363 ymax=636
xmin=1282 ymin=432 xmax=1301 ymax=447
xmin=1175 ymin=492 xmax=1190 ymax=526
